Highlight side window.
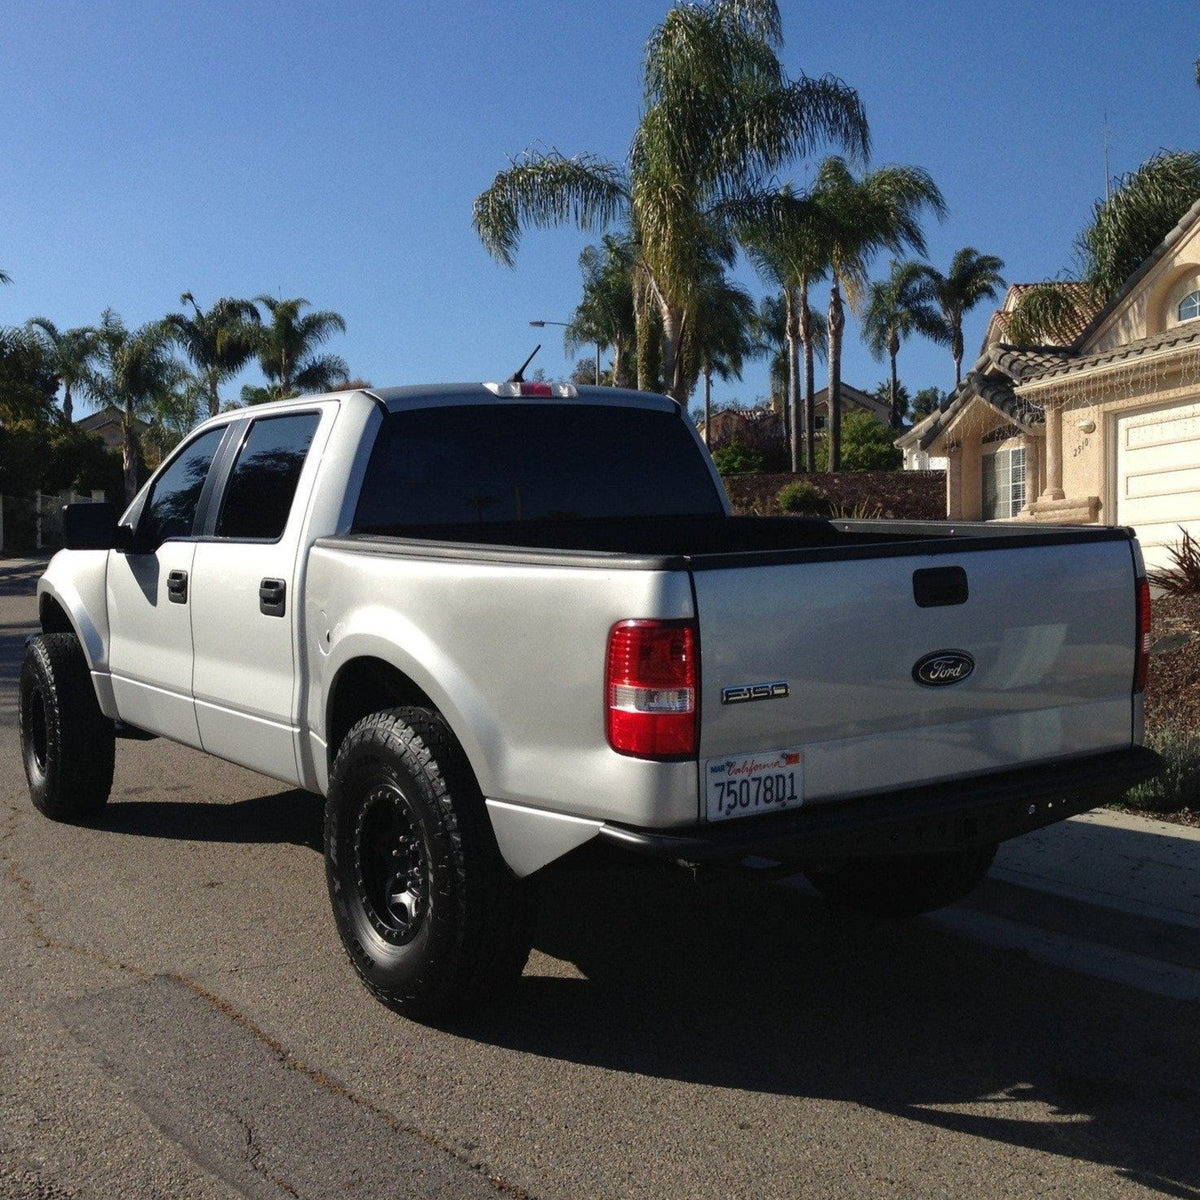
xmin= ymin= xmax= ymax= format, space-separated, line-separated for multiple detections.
xmin=216 ymin=412 xmax=321 ymax=540
xmin=139 ymin=426 xmax=227 ymax=548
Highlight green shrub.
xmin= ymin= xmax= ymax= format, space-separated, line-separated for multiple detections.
xmin=813 ymin=410 xmax=903 ymax=472
xmin=777 ymin=480 xmax=826 ymax=514
xmin=712 ymin=438 xmax=766 ymax=476
xmin=1122 ymin=725 xmax=1200 ymax=813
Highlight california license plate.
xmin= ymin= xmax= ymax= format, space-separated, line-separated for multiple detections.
xmin=705 ymin=749 xmax=804 ymax=822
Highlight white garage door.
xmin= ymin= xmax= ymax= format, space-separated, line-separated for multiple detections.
xmin=1116 ymin=399 xmax=1200 ymax=574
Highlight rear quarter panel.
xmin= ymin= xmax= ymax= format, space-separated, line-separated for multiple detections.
xmin=304 ymin=544 xmax=702 ymax=825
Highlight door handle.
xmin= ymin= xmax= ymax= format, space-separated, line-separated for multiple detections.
xmin=167 ymin=569 xmax=188 ymax=604
xmin=259 ymin=578 xmax=286 ymax=617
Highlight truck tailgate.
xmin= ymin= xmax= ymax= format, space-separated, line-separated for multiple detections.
xmin=693 ymin=538 xmax=1139 ymax=811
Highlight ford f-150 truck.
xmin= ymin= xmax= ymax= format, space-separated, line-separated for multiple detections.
xmin=20 ymin=382 xmax=1160 ymax=1018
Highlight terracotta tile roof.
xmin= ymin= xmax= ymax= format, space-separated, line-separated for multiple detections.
xmin=981 ymin=282 xmax=1097 ymax=353
xmin=996 ymin=324 xmax=1200 ymax=384
xmin=903 ymin=371 xmax=1043 ymax=451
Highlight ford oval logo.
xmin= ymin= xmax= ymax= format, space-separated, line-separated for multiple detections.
xmin=913 ymin=650 xmax=975 ymax=687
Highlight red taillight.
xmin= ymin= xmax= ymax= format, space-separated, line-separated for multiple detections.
xmin=605 ymin=620 xmax=698 ymax=759
xmin=1134 ymin=576 xmax=1151 ymax=694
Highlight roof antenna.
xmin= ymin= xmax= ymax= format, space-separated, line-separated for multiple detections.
xmin=510 ymin=344 xmax=541 ymax=383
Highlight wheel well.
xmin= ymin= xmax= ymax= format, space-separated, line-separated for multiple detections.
xmin=327 ymin=657 xmax=438 ymax=765
xmin=39 ymin=595 xmax=74 ymax=635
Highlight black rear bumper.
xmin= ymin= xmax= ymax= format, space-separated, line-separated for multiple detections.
xmin=597 ymin=746 xmax=1162 ymax=864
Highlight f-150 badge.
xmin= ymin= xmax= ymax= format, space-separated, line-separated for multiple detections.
xmin=721 ymin=682 xmax=790 ymax=704
xmin=913 ymin=650 xmax=975 ymax=687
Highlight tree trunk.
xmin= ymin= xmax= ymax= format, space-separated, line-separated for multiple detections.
xmin=800 ymin=279 xmax=816 ymax=474
xmin=615 ymin=338 xmax=635 ymax=388
xmin=704 ymin=368 xmax=712 ymax=446
xmin=634 ymin=277 xmax=659 ymax=393
xmin=888 ymin=329 xmax=901 ymax=430
xmin=952 ymin=322 xmax=964 ymax=387
xmin=62 ymin=384 xmax=73 ymax=425
xmin=828 ymin=281 xmax=845 ymax=473
xmin=785 ymin=286 xmax=801 ymax=474
xmin=122 ymin=403 xmax=139 ymax=503
xmin=661 ymin=301 xmax=686 ymax=404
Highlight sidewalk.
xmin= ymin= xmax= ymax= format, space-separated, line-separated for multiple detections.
xmin=936 ymin=809 xmax=1200 ymax=1002
xmin=991 ymin=807 xmax=1200 ymax=930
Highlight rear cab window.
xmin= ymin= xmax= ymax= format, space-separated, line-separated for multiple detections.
xmin=353 ymin=403 xmax=723 ymax=532
xmin=216 ymin=411 xmax=322 ymax=540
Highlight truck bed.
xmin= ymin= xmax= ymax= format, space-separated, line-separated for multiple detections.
xmin=343 ymin=513 xmax=1135 ymax=564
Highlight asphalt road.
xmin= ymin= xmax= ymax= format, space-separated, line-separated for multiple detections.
xmin=2 ymin=557 xmax=1199 ymax=1200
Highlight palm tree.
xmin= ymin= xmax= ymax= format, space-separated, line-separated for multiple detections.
xmin=743 ymin=189 xmax=830 ymax=469
xmin=1007 ymin=151 xmax=1200 ymax=345
xmin=89 ymin=310 xmax=187 ymax=502
xmin=565 ymin=235 xmax=638 ymax=387
xmin=26 ymin=318 xmax=97 ymax=423
xmin=163 ymin=293 xmax=261 ymax=417
xmin=859 ymin=259 xmax=943 ymax=428
xmin=809 ymin=157 xmax=946 ymax=471
xmin=473 ymin=0 xmax=868 ymax=403
xmin=753 ymin=295 xmax=790 ymax=416
xmin=916 ymin=247 xmax=1005 ymax=386
xmin=679 ymin=264 xmax=756 ymax=438
xmin=0 ymin=325 xmax=60 ymax=425
xmin=0 ymin=268 xmax=10 ymax=284
xmin=253 ymin=296 xmax=348 ymax=398
xmin=1082 ymin=150 xmax=1200 ymax=301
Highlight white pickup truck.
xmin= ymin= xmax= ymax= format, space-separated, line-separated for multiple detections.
xmin=20 ymin=382 xmax=1160 ymax=1018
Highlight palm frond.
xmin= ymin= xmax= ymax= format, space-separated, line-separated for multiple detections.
xmin=472 ymin=150 xmax=629 ymax=267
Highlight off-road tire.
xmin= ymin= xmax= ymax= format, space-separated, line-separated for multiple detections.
xmin=805 ymin=843 xmax=998 ymax=917
xmin=325 ymin=706 xmax=536 ymax=1020
xmin=19 ymin=633 xmax=115 ymax=822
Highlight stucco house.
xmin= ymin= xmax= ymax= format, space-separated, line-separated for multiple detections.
xmin=898 ymin=197 xmax=1200 ymax=571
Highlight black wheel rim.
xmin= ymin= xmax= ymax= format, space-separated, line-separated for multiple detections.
xmin=26 ymin=685 xmax=48 ymax=773
xmin=352 ymin=784 xmax=429 ymax=945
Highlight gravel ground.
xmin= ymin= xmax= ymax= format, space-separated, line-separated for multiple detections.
xmin=1146 ymin=593 xmax=1200 ymax=735
xmin=1123 ymin=592 xmax=1200 ymax=828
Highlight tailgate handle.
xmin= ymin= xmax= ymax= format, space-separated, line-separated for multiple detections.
xmin=913 ymin=566 xmax=968 ymax=608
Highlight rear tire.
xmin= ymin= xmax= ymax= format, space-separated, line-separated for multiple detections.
xmin=805 ymin=844 xmax=997 ymax=917
xmin=324 ymin=707 xmax=536 ymax=1020
xmin=19 ymin=633 xmax=115 ymax=822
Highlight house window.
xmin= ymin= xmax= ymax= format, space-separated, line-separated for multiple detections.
xmin=1178 ymin=290 xmax=1200 ymax=322
xmin=983 ymin=446 xmax=1026 ymax=520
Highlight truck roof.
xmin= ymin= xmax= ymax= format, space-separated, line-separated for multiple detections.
xmin=366 ymin=383 xmax=680 ymax=414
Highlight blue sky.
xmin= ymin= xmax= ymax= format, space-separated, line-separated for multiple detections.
xmin=2 ymin=1 xmax=1198 ymax=417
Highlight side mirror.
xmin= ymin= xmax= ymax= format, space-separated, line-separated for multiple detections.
xmin=62 ymin=502 xmax=125 ymax=551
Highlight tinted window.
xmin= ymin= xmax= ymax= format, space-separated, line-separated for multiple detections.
xmin=140 ymin=426 xmax=226 ymax=546
xmin=217 ymin=412 xmax=321 ymax=539
xmin=354 ymin=404 xmax=722 ymax=531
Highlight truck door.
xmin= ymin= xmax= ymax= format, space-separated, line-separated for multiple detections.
xmin=189 ymin=408 xmax=329 ymax=784
xmin=106 ymin=424 xmax=231 ymax=747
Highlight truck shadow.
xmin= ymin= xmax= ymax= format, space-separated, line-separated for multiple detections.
xmin=458 ymin=861 xmax=1200 ymax=1199
xmin=97 ymin=789 xmax=325 ymax=851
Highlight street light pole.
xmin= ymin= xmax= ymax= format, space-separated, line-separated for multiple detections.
xmin=530 ymin=320 xmax=602 ymax=386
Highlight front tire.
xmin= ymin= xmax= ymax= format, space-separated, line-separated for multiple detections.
xmin=324 ymin=707 xmax=536 ymax=1020
xmin=805 ymin=844 xmax=998 ymax=917
xmin=19 ymin=633 xmax=115 ymax=822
